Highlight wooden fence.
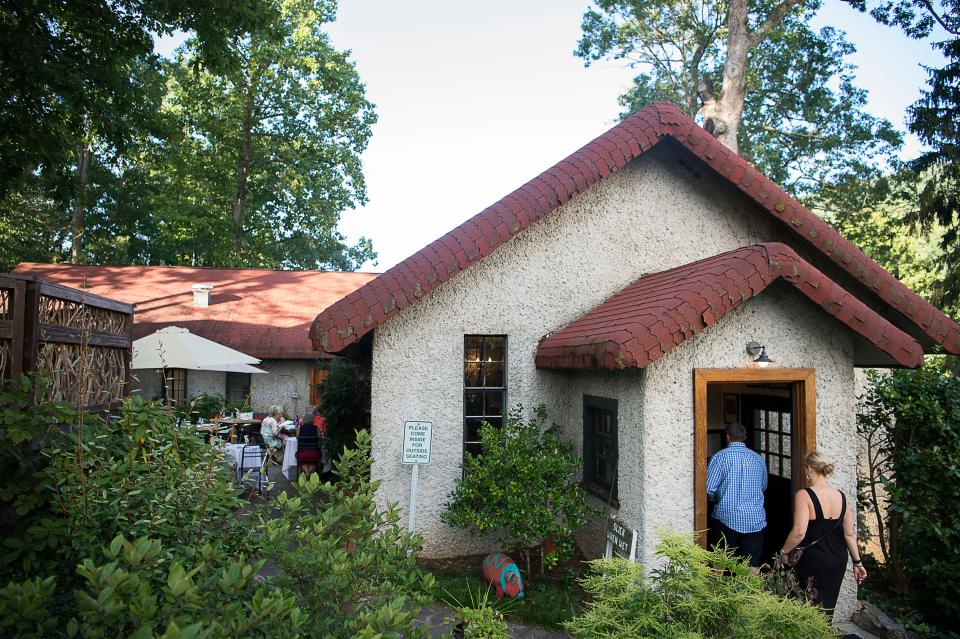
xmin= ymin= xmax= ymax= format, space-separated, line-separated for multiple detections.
xmin=0 ymin=273 xmax=134 ymax=410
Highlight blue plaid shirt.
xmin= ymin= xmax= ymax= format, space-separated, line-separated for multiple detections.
xmin=706 ymin=443 xmax=767 ymax=533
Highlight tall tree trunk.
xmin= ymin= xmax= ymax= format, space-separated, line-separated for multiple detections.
xmin=71 ymin=143 xmax=91 ymax=264
xmin=232 ymin=99 xmax=253 ymax=265
xmin=698 ymin=0 xmax=804 ymax=153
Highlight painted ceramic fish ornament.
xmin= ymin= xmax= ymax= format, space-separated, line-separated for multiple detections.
xmin=481 ymin=553 xmax=525 ymax=599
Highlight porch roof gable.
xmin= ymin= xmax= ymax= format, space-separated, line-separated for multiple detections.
xmin=534 ymin=243 xmax=924 ymax=370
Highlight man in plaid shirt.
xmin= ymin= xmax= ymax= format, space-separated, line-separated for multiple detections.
xmin=706 ymin=421 xmax=768 ymax=572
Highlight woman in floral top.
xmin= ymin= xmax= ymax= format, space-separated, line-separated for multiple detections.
xmin=259 ymin=405 xmax=285 ymax=450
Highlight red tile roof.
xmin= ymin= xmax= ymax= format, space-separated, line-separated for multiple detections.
xmin=12 ymin=263 xmax=377 ymax=359
xmin=310 ymin=102 xmax=960 ymax=357
xmin=535 ymin=243 xmax=924 ymax=370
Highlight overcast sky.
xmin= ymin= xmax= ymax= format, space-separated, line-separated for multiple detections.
xmin=157 ymin=0 xmax=947 ymax=272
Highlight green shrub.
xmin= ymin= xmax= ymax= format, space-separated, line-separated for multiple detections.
xmin=564 ymin=535 xmax=835 ymax=639
xmin=442 ymin=404 xmax=598 ymax=574
xmin=442 ymin=584 xmax=511 ymax=639
xmin=1 ymin=386 xmax=249 ymax=621
xmin=44 ymin=396 xmax=247 ymax=571
xmin=857 ymin=364 xmax=960 ymax=630
xmin=318 ymin=357 xmax=371 ymax=456
xmin=0 ymin=375 xmax=75 ymax=574
xmin=1 ymin=376 xmax=435 ymax=637
xmin=175 ymin=393 xmax=226 ymax=421
xmin=1 ymin=537 xmax=305 ymax=639
xmin=259 ymin=428 xmax=434 ymax=637
xmin=0 ymin=576 xmax=59 ymax=638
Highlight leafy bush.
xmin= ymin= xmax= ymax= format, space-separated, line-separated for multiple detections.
xmin=442 ymin=404 xmax=597 ymax=574
xmin=318 ymin=357 xmax=371 ymax=456
xmin=1 ymin=375 xmax=434 ymax=637
xmin=442 ymin=584 xmax=511 ymax=639
xmin=857 ymin=364 xmax=960 ymax=630
xmin=175 ymin=393 xmax=225 ymax=421
xmin=43 ymin=396 xmax=247 ymax=573
xmin=1 ymin=381 xmax=248 ymax=620
xmin=259 ymin=428 xmax=435 ymax=637
xmin=0 ymin=576 xmax=59 ymax=638
xmin=565 ymin=535 xmax=835 ymax=639
xmin=0 ymin=375 xmax=74 ymax=574
xmin=1 ymin=536 xmax=304 ymax=638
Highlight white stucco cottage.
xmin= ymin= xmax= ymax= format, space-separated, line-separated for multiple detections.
xmin=310 ymin=103 xmax=960 ymax=622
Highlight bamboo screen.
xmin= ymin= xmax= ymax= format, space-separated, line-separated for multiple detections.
xmin=33 ymin=288 xmax=132 ymax=409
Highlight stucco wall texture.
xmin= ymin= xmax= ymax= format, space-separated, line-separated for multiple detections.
xmin=251 ymin=360 xmax=314 ymax=417
xmin=370 ymin=147 xmax=860 ymax=621
xmin=130 ymin=360 xmax=314 ymax=417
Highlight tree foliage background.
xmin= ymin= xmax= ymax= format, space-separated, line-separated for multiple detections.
xmin=857 ymin=365 xmax=960 ymax=634
xmin=0 ymin=0 xmax=376 ymax=271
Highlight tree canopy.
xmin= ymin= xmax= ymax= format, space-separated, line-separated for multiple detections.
xmin=901 ymin=0 xmax=960 ymax=308
xmin=154 ymin=0 xmax=377 ymax=269
xmin=0 ymin=0 xmax=270 ymax=200
xmin=577 ymin=0 xmax=901 ymax=201
xmin=0 ymin=0 xmax=376 ymax=271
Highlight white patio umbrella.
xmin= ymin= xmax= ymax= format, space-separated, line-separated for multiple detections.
xmin=132 ymin=326 xmax=266 ymax=373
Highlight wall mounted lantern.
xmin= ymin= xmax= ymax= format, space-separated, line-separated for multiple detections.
xmin=746 ymin=341 xmax=774 ymax=368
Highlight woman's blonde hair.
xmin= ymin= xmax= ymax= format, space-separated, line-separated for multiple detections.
xmin=804 ymin=451 xmax=835 ymax=477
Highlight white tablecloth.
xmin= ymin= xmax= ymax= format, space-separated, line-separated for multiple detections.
xmin=224 ymin=443 xmax=266 ymax=483
xmin=282 ymin=437 xmax=298 ymax=480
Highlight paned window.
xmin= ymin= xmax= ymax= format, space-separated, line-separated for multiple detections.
xmin=583 ymin=395 xmax=618 ymax=501
xmin=752 ymin=408 xmax=792 ymax=479
xmin=226 ymin=372 xmax=252 ymax=406
xmin=463 ymin=335 xmax=506 ymax=457
xmin=165 ymin=368 xmax=187 ymax=404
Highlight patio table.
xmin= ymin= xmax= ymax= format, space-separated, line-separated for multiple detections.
xmin=282 ymin=437 xmax=298 ymax=480
xmin=224 ymin=443 xmax=264 ymax=482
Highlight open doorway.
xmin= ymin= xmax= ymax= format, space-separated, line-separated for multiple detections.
xmin=693 ymin=369 xmax=816 ymax=562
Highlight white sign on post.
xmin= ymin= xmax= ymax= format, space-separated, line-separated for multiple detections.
xmin=402 ymin=421 xmax=432 ymax=534
xmin=402 ymin=421 xmax=433 ymax=464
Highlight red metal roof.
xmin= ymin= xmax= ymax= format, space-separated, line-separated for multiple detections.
xmin=12 ymin=263 xmax=377 ymax=359
xmin=535 ymin=243 xmax=924 ymax=370
xmin=310 ymin=102 xmax=960 ymax=357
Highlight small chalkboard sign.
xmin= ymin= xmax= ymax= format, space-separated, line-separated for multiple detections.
xmin=604 ymin=516 xmax=638 ymax=561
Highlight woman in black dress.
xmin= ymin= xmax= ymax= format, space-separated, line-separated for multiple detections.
xmin=295 ymin=410 xmax=323 ymax=479
xmin=778 ymin=452 xmax=868 ymax=617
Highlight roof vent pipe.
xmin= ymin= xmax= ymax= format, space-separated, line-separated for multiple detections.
xmin=192 ymin=283 xmax=214 ymax=307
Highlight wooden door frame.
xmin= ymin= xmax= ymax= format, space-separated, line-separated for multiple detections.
xmin=693 ymin=368 xmax=816 ymax=546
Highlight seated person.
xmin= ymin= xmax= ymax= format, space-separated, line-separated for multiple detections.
xmin=260 ymin=405 xmax=286 ymax=450
xmin=295 ymin=409 xmax=324 ymax=479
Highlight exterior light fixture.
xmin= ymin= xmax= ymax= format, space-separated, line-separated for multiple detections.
xmin=746 ymin=341 xmax=774 ymax=368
